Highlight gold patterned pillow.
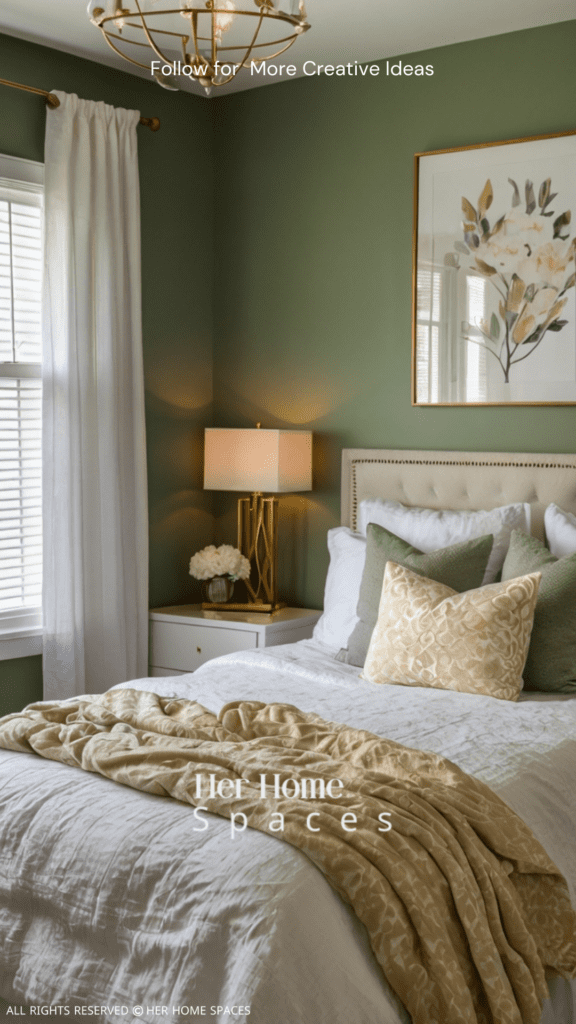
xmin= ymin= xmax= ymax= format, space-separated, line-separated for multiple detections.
xmin=363 ymin=562 xmax=541 ymax=701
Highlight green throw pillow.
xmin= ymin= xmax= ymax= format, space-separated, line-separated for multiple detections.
xmin=501 ymin=529 xmax=576 ymax=693
xmin=340 ymin=524 xmax=494 ymax=668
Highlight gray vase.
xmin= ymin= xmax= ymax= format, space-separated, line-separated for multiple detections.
xmin=203 ymin=576 xmax=234 ymax=603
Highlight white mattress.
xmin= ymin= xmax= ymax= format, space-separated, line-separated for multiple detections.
xmin=0 ymin=639 xmax=575 ymax=1024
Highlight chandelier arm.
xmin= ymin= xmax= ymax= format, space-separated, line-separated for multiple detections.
xmin=190 ymin=11 xmax=201 ymax=62
xmin=132 ymin=0 xmax=179 ymax=66
xmin=98 ymin=8 xmax=304 ymax=29
xmin=104 ymin=27 xmax=188 ymax=50
xmin=205 ymin=31 xmax=297 ymax=86
xmin=213 ymin=35 xmax=296 ymax=85
xmin=210 ymin=32 xmax=298 ymax=52
xmin=118 ymin=7 xmax=302 ymax=22
xmin=211 ymin=6 xmax=217 ymax=70
xmin=104 ymin=32 xmax=160 ymax=49
xmin=234 ymin=11 xmax=265 ymax=73
xmin=240 ymin=36 xmax=297 ymax=66
xmin=98 ymin=28 xmax=156 ymax=70
xmin=108 ymin=21 xmax=189 ymax=39
xmin=245 ymin=32 xmax=301 ymax=49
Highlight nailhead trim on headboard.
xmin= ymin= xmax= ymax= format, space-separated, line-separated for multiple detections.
xmin=348 ymin=455 xmax=576 ymax=532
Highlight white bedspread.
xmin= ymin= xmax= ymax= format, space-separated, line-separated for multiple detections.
xmin=0 ymin=640 xmax=575 ymax=1024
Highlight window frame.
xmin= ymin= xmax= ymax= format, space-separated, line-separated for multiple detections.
xmin=0 ymin=153 xmax=44 ymax=660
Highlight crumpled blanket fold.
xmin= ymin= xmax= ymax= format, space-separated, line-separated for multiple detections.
xmin=0 ymin=688 xmax=574 ymax=1024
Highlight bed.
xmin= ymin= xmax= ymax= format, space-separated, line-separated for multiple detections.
xmin=1 ymin=448 xmax=575 ymax=1024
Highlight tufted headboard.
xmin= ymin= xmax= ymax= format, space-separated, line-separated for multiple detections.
xmin=341 ymin=449 xmax=576 ymax=542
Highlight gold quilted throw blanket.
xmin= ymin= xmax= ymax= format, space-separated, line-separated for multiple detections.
xmin=1 ymin=689 xmax=575 ymax=1024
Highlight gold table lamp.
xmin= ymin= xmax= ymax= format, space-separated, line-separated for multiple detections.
xmin=204 ymin=426 xmax=312 ymax=612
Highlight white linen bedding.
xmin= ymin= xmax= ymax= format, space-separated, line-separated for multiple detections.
xmin=0 ymin=639 xmax=575 ymax=1024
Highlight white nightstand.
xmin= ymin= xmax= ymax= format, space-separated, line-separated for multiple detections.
xmin=149 ymin=605 xmax=322 ymax=676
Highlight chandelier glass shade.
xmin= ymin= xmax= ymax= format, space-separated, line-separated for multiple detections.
xmin=87 ymin=0 xmax=310 ymax=94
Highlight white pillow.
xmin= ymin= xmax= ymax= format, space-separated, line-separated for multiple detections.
xmin=357 ymin=499 xmax=531 ymax=584
xmin=544 ymin=503 xmax=576 ymax=558
xmin=312 ymin=527 xmax=366 ymax=648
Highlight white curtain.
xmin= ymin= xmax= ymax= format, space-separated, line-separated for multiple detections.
xmin=42 ymin=92 xmax=148 ymax=700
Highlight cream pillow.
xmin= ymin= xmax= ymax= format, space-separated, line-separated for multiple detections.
xmin=363 ymin=562 xmax=541 ymax=701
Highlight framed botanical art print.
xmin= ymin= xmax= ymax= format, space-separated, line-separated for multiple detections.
xmin=412 ymin=130 xmax=576 ymax=405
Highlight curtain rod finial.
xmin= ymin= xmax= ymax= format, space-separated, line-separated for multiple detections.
xmin=46 ymin=93 xmax=60 ymax=109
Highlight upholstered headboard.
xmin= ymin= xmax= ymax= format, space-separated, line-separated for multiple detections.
xmin=341 ymin=449 xmax=576 ymax=542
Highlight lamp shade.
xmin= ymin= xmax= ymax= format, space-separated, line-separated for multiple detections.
xmin=204 ymin=428 xmax=312 ymax=494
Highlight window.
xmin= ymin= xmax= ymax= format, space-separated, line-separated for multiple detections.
xmin=415 ymin=263 xmax=459 ymax=403
xmin=464 ymin=275 xmax=488 ymax=403
xmin=0 ymin=154 xmax=43 ymax=659
xmin=415 ymin=264 xmax=442 ymax=403
xmin=416 ymin=263 xmax=488 ymax=403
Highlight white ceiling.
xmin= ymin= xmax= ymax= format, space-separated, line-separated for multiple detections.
xmin=0 ymin=0 xmax=573 ymax=99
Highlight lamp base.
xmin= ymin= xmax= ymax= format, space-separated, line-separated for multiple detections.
xmin=201 ymin=601 xmax=286 ymax=613
xmin=238 ymin=492 xmax=282 ymax=608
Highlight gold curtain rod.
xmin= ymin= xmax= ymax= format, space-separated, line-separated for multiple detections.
xmin=0 ymin=76 xmax=160 ymax=131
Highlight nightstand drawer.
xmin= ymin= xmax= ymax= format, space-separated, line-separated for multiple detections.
xmin=149 ymin=621 xmax=258 ymax=673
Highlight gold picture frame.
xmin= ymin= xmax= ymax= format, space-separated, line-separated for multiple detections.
xmin=412 ymin=129 xmax=576 ymax=406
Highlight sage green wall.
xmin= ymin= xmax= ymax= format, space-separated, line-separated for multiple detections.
xmin=212 ymin=20 xmax=576 ymax=609
xmin=0 ymin=33 xmax=214 ymax=712
xmin=1 ymin=21 xmax=575 ymax=710
xmin=0 ymin=655 xmax=43 ymax=718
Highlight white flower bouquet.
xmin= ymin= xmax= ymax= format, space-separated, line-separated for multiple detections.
xmin=189 ymin=544 xmax=251 ymax=582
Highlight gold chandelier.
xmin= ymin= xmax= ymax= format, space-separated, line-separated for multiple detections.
xmin=87 ymin=0 xmax=310 ymax=95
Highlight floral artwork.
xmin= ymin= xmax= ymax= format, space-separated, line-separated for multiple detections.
xmin=446 ymin=177 xmax=575 ymax=382
xmin=413 ymin=130 xmax=576 ymax=404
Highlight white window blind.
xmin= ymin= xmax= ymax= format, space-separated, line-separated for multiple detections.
xmin=465 ymin=275 xmax=488 ymax=403
xmin=0 ymin=157 xmax=43 ymax=637
xmin=415 ymin=264 xmax=442 ymax=403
